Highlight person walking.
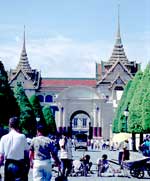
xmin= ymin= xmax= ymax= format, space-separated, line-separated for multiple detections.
xmin=29 ymin=125 xmax=60 ymax=181
xmin=122 ymin=139 xmax=130 ymax=161
xmin=118 ymin=141 xmax=124 ymax=167
xmin=59 ymin=133 xmax=72 ymax=177
xmin=0 ymin=117 xmax=29 ymax=181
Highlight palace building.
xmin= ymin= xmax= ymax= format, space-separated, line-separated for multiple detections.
xmin=8 ymin=12 xmax=139 ymax=139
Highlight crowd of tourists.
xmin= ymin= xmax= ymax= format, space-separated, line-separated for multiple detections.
xmin=0 ymin=116 xmax=149 ymax=181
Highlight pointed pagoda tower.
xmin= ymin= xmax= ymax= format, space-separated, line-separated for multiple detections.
xmin=108 ymin=6 xmax=129 ymax=65
xmin=16 ymin=26 xmax=32 ymax=74
xmin=96 ymin=6 xmax=140 ymax=139
xmin=96 ymin=5 xmax=139 ymax=82
xmin=9 ymin=27 xmax=41 ymax=97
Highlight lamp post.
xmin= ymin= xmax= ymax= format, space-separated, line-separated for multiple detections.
xmin=124 ymin=107 xmax=129 ymax=132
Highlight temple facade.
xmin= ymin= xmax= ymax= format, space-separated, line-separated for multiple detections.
xmin=8 ymin=13 xmax=140 ymax=139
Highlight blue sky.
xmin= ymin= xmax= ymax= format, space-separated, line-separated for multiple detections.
xmin=0 ymin=0 xmax=149 ymax=77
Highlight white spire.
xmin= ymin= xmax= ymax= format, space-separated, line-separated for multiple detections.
xmin=108 ymin=5 xmax=128 ymax=64
xmin=116 ymin=4 xmax=121 ymax=44
xmin=23 ymin=25 xmax=26 ymax=52
xmin=16 ymin=26 xmax=32 ymax=73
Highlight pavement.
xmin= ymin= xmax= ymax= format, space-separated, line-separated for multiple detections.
xmin=0 ymin=149 xmax=149 ymax=181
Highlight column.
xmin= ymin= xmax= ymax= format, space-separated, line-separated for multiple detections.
xmin=97 ymin=107 xmax=102 ymax=137
xmin=93 ymin=106 xmax=97 ymax=137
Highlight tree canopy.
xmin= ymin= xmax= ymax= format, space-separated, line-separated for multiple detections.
xmin=42 ymin=106 xmax=57 ymax=135
xmin=14 ymin=83 xmax=36 ymax=136
xmin=29 ymin=94 xmax=45 ymax=126
xmin=141 ymin=64 xmax=150 ymax=132
xmin=0 ymin=61 xmax=19 ymax=126
xmin=113 ymin=64 xmax=150 ymax=135
xmin=127 ymin=70 xmax=144 ymax=133
xmin=112 ymin=80 xmax=132 ymax=133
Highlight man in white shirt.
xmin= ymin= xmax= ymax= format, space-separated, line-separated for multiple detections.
xmin=0 ymin=117 xmax=29 ymax=181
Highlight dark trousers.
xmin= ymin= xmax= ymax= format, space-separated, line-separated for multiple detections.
xmin=118 ymin=151 xmax=123 ymax=165
xmin=4 ymin=159 xmax=28 ymax=181
xmin=61 ymin=159 xmax=72 ymax=177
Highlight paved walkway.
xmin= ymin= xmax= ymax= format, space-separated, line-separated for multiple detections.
xmin=0 ymin=150 xmax=149 ymax=181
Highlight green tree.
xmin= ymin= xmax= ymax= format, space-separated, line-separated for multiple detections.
xmin=142 ymin=91 xmax=150 ymax=132
xmin=125 ymin=70 xmax=143 ymax=110
xmin=112 ymin=80 xmax=132 ymax=133
xmin=29 ymin=94 xmax=45 ymax=126
xmin=128 ymin=73 xmax=144 ymax=134
xmin=127 ymin=71 xmax=143 ymax=133
xmin=125 ymin=70 xmax=143 ymax=149
xmin=42 ymin=106 xmax=57 ymax=135
xmin=113 ymin=70 xmax=143 ymax=150
xmin=142 ymin=64 xmax=150 ymax=132
xmin=0 ymin=61 xmax=19 ymax=126
xmin=14 ymin=83 xmax=36 ymax=136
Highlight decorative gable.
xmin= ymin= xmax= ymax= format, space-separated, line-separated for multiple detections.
xmin=109 ymin=74 xmax=126 ymax=89
xmin=97 ymin=60 xmax=133 ymax=86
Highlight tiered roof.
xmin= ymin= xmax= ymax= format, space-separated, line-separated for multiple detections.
xmin=9 ymin=27 xmax=41 ymax=89
xmin=16 ymin=27 xmax=32 ymax=73
xmin=108 ymin=6 xmax=129 ymax=64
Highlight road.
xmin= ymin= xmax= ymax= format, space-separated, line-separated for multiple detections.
xmin=0 ymin=147 xmax=149 ymax=180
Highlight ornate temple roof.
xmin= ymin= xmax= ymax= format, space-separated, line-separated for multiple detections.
xmin=97 ymin=59 xmax=133 ymax=85
xmin=15 ymin=27 xmax=32 ymax=73
xmin=9 ymin=27 xmax=41 ymax=89
xmin=108 ymin=6 xmax=129 ymax=64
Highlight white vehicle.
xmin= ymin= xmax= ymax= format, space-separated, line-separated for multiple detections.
xmin=74 ymin=133 xmax=88 ymax=151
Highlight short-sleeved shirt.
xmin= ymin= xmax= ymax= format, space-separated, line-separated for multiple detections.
xmin=59 ymin=137 xmax=72 ymax=159
xmin=30 ymin=136 xmax=54 ymax=160
xmin=0 ymin=129 xmax=29 ymax=160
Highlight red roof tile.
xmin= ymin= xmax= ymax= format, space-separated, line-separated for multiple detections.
xmin=41 ymin=78 xmax=97 ymax=87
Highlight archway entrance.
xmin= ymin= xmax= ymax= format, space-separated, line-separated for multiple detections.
xmin=69 ymin=110 xmax=92 ymax=137
xmin=56 ymin=86 xmax=102 ymax=138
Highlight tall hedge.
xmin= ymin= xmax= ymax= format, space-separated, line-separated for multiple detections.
xmin=42 ymin=106 xmax=57 ymax=135
xmin=141 ymin=64 xmax=150 ymax=132
xmin=14 ymin=83 xmax=36 ymax=136
xmin=29 ymin=94 xmax=45 ymax=126
xmin=0 ymin=61 xmax=19 ymax=126
xmin=112 ymin=80 xmax=132 ymax=133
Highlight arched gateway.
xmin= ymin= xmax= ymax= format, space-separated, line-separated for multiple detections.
xmin=56 ymin=86 xmax=103 ymax=138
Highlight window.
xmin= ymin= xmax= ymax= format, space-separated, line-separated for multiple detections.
xmin=82 ymin=118 xmax=87 ymax=128
xmin=73 ymin=118 xmax=78 ymax=128
xmin=45 ymin=95 xmax=53 ymax=102
xmin=38 ymin=95 xmax=44 ymax=102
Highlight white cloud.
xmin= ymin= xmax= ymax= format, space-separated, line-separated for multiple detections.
xmin=0 ymin=33 xmax=149 ymax=77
